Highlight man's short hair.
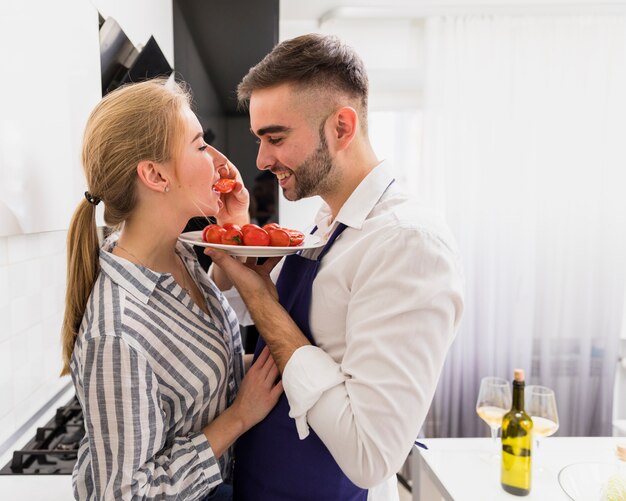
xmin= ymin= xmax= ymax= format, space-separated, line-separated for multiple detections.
xmin=237 ymin=33 xmax=369 ymax=123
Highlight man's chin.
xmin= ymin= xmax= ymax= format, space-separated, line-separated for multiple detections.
xmin=281 ymin=187 xmax=301 ymax=202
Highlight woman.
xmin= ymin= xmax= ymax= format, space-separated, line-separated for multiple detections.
xmin=60 ymin=79 xmax=282 ymax=500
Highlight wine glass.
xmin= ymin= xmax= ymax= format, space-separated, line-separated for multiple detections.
xmin=476 ymin=377 xmax=512 ymax=461
xmin=525 ymin=385 xmax=559 ymax=472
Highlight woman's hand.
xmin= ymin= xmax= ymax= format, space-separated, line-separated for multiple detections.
xmin=230 ymin=347 xmax=283 ymax=430
xmin=215 ymin=159 xmax=250 ymax=226
xmin=202 ymin=347 xmax=282 ymax=457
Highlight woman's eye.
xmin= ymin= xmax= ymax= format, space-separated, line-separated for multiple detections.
xmin=199 ymin=144 xmax=208 ymax=151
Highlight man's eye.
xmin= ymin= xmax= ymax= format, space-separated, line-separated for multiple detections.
xmin=268 ymin=137 xmax=282 ymax=145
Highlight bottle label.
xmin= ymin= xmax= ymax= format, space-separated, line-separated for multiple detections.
xmin=502 ymin=445 xmax=531 ymax=457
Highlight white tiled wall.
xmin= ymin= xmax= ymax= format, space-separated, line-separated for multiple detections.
xmin=0 ymin=231 xmax=71 ymax=447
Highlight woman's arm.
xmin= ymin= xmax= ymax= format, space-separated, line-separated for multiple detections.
xmin=80 ymin=336 xmax=281 ymax=500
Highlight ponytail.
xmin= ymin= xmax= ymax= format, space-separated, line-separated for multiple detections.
xmin=60 ymin=199 xmax=100 ymax=376
xmin=59 ymin=78 xmax=191 ymax=375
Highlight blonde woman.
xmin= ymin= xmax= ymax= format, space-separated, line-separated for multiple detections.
xmin=61 ymin=79 xmax=282 ymax=500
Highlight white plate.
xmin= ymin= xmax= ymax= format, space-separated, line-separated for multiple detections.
xmin=178 ymin=230 xmax=323 ymax=257
xmin=558 ymin=462 xmax=614 ymax=500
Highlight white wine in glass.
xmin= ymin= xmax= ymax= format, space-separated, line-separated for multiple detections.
xmin=525 ymin=385 xmax=559 ymax=471
xmin=476 ymin=377 xmax=512 ymax=459
xmin=531 ymin=416 xmax=559 ymax=438
xmin=476 ymin=405 xmax=508 ymax=429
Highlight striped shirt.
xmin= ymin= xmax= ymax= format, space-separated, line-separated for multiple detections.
xmin=69 ymin=235 xmax=244 ymax=500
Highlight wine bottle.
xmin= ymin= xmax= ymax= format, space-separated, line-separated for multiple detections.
xmin=501 ymin=369 xmax=533 ymax=496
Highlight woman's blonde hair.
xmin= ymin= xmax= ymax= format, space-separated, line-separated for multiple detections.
xmin=60 ymin=78 xmax=191 ymax=376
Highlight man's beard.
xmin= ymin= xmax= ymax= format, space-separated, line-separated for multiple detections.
xmin=285 ymin=125 xmax=339 ymax=201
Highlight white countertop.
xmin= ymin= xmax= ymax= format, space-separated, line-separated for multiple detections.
xmin=0 ymin=475 xmax=73 ymax=500
xmin=412 ymin=436 xmax=618 ymax=501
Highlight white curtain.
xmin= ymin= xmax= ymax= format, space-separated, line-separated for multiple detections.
xmin=420 ymin=15 xmax=626 ymax=437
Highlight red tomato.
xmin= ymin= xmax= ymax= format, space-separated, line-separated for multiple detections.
xmin=287 ymin=229 xmax=305 ymax=247
xmin=221 ymin=228 xmax=243 ymax=245
xmin=202 ymin=224 xmax=226 ymax=244
xmin=222 ymin=223 xmax=241 ymax=231
xmin=268 ymin=228 xmax=291 ymax=247
xmin=242 ymin=227 xmax=270 ymax=246
xmin=213 ymin=178 xmax=237 ymax=193
xmin=262 ymin=223 xmax=281 ymax=232
xmin=241 ymin=223 xmax=262 ymax=236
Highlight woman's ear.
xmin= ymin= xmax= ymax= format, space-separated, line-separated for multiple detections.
xmin=330 ymin=106 xmax=358 ymax=151
xmin=137 ymin=160 xmax=170 ymax=193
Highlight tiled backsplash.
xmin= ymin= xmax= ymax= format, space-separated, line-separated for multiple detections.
xmin=0 ymin=231 xmax=72 ymax=447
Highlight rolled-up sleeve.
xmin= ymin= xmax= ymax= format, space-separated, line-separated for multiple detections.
xmin=82 ymin=335 xmax=222 ymax=500
xmin=282 ymin=225 xmax=464 ymax=488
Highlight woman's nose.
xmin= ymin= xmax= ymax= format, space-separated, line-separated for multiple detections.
xmin=207 ymin=145 xmax=228 ymax=170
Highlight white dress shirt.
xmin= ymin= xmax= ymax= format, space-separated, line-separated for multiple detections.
xmin=225 ymin=161 xmax=464 ymax=499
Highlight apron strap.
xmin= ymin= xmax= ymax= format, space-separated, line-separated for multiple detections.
xmin=317 ymin=223 xmax=348 ymax=262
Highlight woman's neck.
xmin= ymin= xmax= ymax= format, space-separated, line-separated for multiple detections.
xmin=115 ymin=213 xmax=182 ymax=272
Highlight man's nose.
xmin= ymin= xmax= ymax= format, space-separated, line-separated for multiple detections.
xmin=256 ymin=143 xmax=274 ymax=171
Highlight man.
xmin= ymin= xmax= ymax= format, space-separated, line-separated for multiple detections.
xmin=206 ymin=33 xmax=464 ymax=500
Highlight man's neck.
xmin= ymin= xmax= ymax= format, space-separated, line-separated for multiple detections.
xmin=324 ymin=146 xmax=380 ymax=218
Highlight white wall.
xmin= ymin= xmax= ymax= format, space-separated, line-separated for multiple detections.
xmin=0 ymin=232 xmax=70 ymax=447
xmin=0 ymin=0 xmax=173 ymax=449
xmin=0 ymin=0 xmax=101 ymax=237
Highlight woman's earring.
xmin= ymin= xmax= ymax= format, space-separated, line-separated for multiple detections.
xmin=164 ymin=186 xmax=170 ymax=193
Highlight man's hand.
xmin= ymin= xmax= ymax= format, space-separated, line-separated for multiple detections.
xmin=205 ymin=248 xmax=281 ymax=302
xmin=215 ymin=160 xmax=249 ymax=226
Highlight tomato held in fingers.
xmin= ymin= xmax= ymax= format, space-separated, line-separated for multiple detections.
xmin=213 ymin=178 xmax=237 ymax=193
xmin=287 ymin=229 xmax=305 ymax=247
xmin=268 ymin=228 xmax=291 ymax=247
xmin=242 ymin=227 xmax=270 ymax=246
xmin=202 ymin=224 xmax=226 ymax=244
xmin=221 ymin=228 xmax=243 ymax=245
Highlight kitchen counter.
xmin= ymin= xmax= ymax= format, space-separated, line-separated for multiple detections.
xmin=412 ymin=436 xmax=618 ymax=500
xmin=0 ymin=475 xmax=73 ymax=500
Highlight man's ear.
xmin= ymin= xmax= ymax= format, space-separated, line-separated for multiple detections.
xmin=137 ymin=160 xmax=170 ymax=193
xmin=329 ymin=106 xmax=358 ymax=152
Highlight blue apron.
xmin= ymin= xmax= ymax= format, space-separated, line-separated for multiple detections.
xmin=233 ymin=222 xmax=367 ymax=501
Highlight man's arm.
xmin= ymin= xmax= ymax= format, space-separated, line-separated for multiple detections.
xmin=205 ymin=225 xmax=463 ymax=487
xmin=205 ymin=248 xmax=309 ymax=372
xmin=288 ymin=226 xmax=463 ymax=486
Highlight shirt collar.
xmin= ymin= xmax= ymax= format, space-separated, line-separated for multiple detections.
xmin=315 ymin=160 xmax=394 ymax=231
xmin=99 ymin=233 xmax=198 ymax=305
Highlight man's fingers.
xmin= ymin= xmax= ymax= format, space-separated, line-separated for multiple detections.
xmin=204 ymin=247 xmax=227 ymax=264
xmin=203 ymin=248 xmax=241 ymax=274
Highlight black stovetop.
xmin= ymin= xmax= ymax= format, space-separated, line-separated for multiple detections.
xmin=0 ymin=397 xmax=84 ymax=475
